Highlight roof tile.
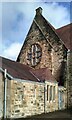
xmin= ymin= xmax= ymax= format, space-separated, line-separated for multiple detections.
xmin=0 ymin=56 xmax=54 ymax=82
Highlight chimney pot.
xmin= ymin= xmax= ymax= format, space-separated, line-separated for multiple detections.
xmin=36 ymin=7 xmax=42 ymax=15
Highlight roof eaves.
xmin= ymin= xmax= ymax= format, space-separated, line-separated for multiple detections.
xmin=11 ymin=77 xmax=44 ymax=84
xmin=0 ymin=67 xmax=43 ymax=83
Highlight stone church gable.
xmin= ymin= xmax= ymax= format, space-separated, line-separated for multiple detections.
xmin=17 ymin=7 xmax=67 ymax=85
xmin=17 ymin=14 xmax=53 ymax=70
xmin=17 ymin=7 xmax=67 ymax=64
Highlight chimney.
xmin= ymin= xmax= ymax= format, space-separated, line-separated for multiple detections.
xmin=36 ymin=7 xmax=43 ymax=15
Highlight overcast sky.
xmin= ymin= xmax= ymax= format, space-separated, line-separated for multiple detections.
xmin=0 ymin=1 xmax=71 ymax=61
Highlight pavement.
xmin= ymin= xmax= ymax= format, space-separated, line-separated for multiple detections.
xmin=26 ymin=108 xmax=72 ymax=120
xmin=2 ymin=108 xmax=72 ymax=120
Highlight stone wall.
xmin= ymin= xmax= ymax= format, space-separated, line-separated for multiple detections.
xmin=51 ymin=47 xmax=67 ymax=82
xmin=18 ymin=22 xmax=52 ymax=71
xmin=0 ymin=72 xmax=58 ymax=118
xmin=5 ymin=79 xmax=58 ymax=118
xmin=10 ymin=80 xmax=44 ymax=118
xmin=6 ymin=79 xmax=12 ymax=118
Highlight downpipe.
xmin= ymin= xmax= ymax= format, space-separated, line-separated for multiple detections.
xmin=4 ymin=69 xmax=7 ymax=119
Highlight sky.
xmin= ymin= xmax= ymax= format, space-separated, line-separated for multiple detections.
xmin=0 ymin=1 xmax=71 ymax=61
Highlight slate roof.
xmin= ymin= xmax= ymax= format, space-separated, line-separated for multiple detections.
xmin=56 ymin=23 xmax=72 ymax=50
xmin=0 ymin=56 xmax=54 ymax=82
xmin=0 ymin=56 xmax=38 ymax=82
xmin=31 ymin=67 xmax=54 ymax=82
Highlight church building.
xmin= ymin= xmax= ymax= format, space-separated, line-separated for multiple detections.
xmin=0 ymin=7 xmax=72 ymax=119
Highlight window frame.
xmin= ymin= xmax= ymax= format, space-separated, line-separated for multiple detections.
xmin=47 ymin=84 xmax=56 ymax=103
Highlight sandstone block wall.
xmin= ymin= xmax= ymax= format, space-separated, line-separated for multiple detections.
xmin=10 ymin=80 xmax=44 ymax=118
xmin=6 ymin=79 xmax=12 ymax=118
xmin=18 ymin=22 xmax=52 ymax=70
xmin=6 ymin=79 xmax=58 ymax=118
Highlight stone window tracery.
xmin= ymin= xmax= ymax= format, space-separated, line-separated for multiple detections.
xmin=27 ymin=44 xmax=42 ymax=66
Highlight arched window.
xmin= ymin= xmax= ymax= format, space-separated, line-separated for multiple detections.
xmin=27 ymin=44 xmax=42 ymax=66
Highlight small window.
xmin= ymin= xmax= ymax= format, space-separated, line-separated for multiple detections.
xmin=47 ymin=85 xmax=49 ymax=101
xmin=27 ymin=43 xmax=42 ymax=66
xmin=35 ymin=88 xmax=36 ymax=100
xmin=50 ymin=86 xmax=52 ymax=101
xmin=53 ymin=86 xmax=55 ymax=100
